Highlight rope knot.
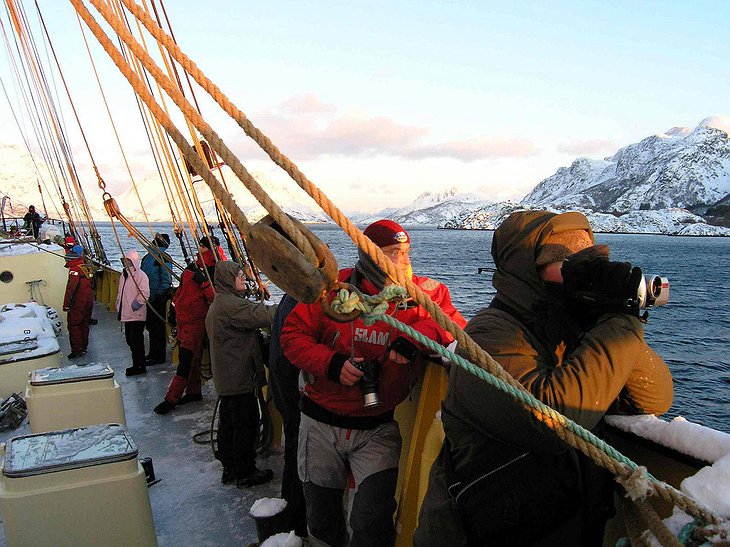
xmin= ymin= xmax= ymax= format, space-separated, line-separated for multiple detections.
xmin=617 ymin=465 xmax=651 ymax=501
xmin=329 ymin=285 xmax=408 ymax=325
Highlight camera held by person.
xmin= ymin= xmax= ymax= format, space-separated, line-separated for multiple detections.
xmin=561 ymin=245 xmax=669 ymax=322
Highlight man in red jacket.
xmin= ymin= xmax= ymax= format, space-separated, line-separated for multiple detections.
xmin=282 ymin=219 xmax=466 ymax=547
xmin=63 ymin=244 xmax=94 ymax=358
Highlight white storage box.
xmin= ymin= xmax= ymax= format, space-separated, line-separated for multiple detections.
xmin=25 ymin=363 xmax=126 ymax=433
xmin=0 ymin=424 xmax=157 ymax=546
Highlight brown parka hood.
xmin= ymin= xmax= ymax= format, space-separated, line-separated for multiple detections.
xmin=213 ymin=261 xmax=241 ymax=295
xmin=491 ymin=210 xmax=593 ymax=317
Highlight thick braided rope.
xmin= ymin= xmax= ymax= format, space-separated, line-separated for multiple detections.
xmin=69 ymin=0 xmax=252 ymax=243
xmin=77 ymin=0 xmax=723 ymax=528
xmin=339 ymin=287 xmax=723 ymax=526
xmin=115 ymin=0 xmax=498 ymax=372
xmin=83 ymin=0 xmax=316 ymax=264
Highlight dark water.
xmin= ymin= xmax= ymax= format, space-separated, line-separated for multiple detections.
xmin=93 ymin=223 xmax=730 ymax=433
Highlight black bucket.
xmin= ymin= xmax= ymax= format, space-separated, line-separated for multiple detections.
xmin=250 ymin=504 xmax=290 ymax=543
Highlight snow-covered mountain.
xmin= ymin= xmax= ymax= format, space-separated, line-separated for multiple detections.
xmin=85 ymin=168 xmax=330 ymax=224
xmin=443 ymin=202 xmax=730 ymax=236
xmin=353 ymin=187 xmax=492 ymax=226
xmin=523 ymin=116 xmax=730 ymax=212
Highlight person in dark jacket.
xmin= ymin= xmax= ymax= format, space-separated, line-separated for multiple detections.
xmin=282 ymin=219 xmax=467 ymax=547
xmin=63 ymin=244 xmax=93 ymax=358
xmin=206 ymin=261 xmax=278 ymax=487
xmin=415 ymin=210 xmax=674 ymax=546
xmin=140 ymin=233 xmax=173 ymax=365
xmin=22 ymin=205 xmax=44 ymax=240
xmin=268 ymin=293 xmax=307 ymax=536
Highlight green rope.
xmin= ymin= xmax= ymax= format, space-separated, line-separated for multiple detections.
xmin=335 ymin=286 xmax=654 ymax=484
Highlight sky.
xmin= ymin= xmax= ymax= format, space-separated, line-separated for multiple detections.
xmin=0 ymin=0 xmax=729 ymax=213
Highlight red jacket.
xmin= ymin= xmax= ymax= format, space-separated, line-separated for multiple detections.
xmin=63 ymin=258 xmax=93 ymax=312
xmin=282 ymin=268 xmax=466 ymax=425
xmin=172 ymin=269 xmax=215 ymax=327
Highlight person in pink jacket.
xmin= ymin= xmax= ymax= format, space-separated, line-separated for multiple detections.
xmin=116 ymin=249 xmax=151 ymax=376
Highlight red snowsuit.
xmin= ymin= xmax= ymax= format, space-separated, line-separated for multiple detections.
xmin=164 ymin=267 xmax=215 ymax=402
xmin=63 ymin=257 xmax=94 ymax=355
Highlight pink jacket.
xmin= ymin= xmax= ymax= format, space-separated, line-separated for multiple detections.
xmin=115 ymin=250 xmax=150 ymax=322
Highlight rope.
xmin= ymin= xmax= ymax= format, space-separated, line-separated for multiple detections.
xmin=333 ymin=286 xmax=725 ymax=528
xmin=85 ymin=0 xmax=316 ymax=265
xmin=67 ymin=0 xmax=726 ymax=533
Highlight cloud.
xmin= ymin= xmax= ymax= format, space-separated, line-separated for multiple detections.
xmin=558 ymin=139 xmax=615 ymax=156
xmin=246 ymin=95 xmax=538 ymax=162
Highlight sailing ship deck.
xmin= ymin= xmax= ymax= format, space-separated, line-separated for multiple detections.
xmin=0 ymin=301 xmax=284 ymax=546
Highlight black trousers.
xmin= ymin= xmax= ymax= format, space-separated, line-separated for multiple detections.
xmin=217 ymin=393 xmax=259 ymax=477
xmin=124 ymin=321 xmax=146 ymax=368
xmin=269 ymin=355 xmax=307 ymax=534
xmin=145 ymin=297 xmax=168 ymax=361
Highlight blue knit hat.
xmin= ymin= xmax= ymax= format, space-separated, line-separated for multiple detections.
xmin=66 ymin=244 xmax=84 ymax=259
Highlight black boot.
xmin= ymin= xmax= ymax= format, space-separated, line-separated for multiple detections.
xmin=221 ymin=467 xmax=235 ymax=485
xmin=153 ymin=399 xmax=175 ymax=414
xmin=125 ymin=365 xmax=147 ymax=377
xmin=177 ymin=393 xmax=202 ymax=405
xmin=236 ymin=468 xmax=273 ymax=488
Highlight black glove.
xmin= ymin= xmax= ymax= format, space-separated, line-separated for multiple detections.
xmin=561 ymin=246 xmax=643 ymax=319
xmin=191 ymin=267 xmax=207 ymax=285
xmin=388 ymin=336 xmax=420 ymax=362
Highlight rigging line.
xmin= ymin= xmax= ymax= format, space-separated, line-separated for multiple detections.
xmin=86 ymin=0 xmax=315 ymax=263
xmin=32 ymin=3 xmax=106 ymax=260
xmin=116 ymin=1 xmax=221 ymax=257
xmin=97 ymin=1 xmax=727 ymax=525
xmin=6 ymin=1 xmax=87 ymax=235
xmin=0 ymin=73 xmax=62 ymax=220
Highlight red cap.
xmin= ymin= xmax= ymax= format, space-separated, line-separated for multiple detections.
xmin=363 ymin=220 xmax=410 ymax=248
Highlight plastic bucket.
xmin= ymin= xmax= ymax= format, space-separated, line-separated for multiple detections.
xmin=250 ymin=507 xmax=290 ymax=543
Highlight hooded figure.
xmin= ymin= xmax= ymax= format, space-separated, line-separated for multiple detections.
xmin=63 ymin=244 xmax=93 ymax=358
xmin=415 ymin=210 xmax=673 ymax=546
xmin=153 ymin=250 xmax=215 ymax=414
xmin=206 ymin=261 xmax=278 ymax=486
xmin=141 ymin=233 xmax=173 ymax=364
xmin=115 ymin=249 xmax=150 ymax=375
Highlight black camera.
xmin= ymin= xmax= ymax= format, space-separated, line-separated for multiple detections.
xmin=353 ymin=359 xmax=381 ymax=408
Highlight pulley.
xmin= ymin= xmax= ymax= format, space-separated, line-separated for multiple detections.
xmin=246 ymin=215 xmax=338 ymax=304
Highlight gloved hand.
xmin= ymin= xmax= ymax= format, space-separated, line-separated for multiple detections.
xmin=388 ymin=337 xmax=420 ymax=362
xmin=131 ymin=299 xmax=144 ymax=312
xmin=561 ymin=246 xmax=643 ymax=320
xmin=191 ymin=267 xmax=207 ymax=285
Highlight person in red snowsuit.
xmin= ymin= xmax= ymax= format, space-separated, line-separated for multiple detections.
xmin=153 ymin=239 xmax=223 ymax=414
xmin=63 ymin=244 xmax=94 ymax=358
xmin=282 ymin=219 xmax=467 ymax=547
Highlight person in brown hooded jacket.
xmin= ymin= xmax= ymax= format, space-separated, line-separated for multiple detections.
xmin=206 ymin=260 xmax=278 ymax=487
xmin=415 ymin=210 xmax=673 ymax=546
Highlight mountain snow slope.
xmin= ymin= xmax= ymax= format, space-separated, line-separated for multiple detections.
xmin=523 ymin=117 xmax=730 ymax=212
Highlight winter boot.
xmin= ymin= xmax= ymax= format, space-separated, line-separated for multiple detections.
xmin=236 ymin=468 xmax=274 ymax=488
xmin=177 ymin=393 xmax=203 ymax=405
xmin=154 ymin=375 xmax=187 ymax=414
xmin=125 ymin=365 xmax=147 ymax=376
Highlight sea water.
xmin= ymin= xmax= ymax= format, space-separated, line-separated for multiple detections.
xmin=91 ymin=223 xmax=730 ymax=433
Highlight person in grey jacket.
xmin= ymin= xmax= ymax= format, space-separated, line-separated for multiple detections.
xmin=206 ymin=260 xmax=278 ymax=487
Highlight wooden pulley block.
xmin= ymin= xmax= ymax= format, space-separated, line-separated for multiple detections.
xmin=103 ymin=194 xmax=121 ymax=219
xmin=246 ymin=215 xmax=338 ymax=304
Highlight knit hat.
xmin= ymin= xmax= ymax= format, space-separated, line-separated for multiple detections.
xmin=535 ymin=229 xmax=593 ymax=267
xmin=154 ymin=233 xmax=170 ymax=247
xmin=363 ymin=220 xmax=410 ymax=248
xmin=66 ymin=244 xmax=84 ymax=259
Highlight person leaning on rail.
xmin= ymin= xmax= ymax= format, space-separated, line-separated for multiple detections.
xmin=415 ymin=210 xmax=674 ymax=547
xmin=281 ymin=219 xmax=467 ymax=547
